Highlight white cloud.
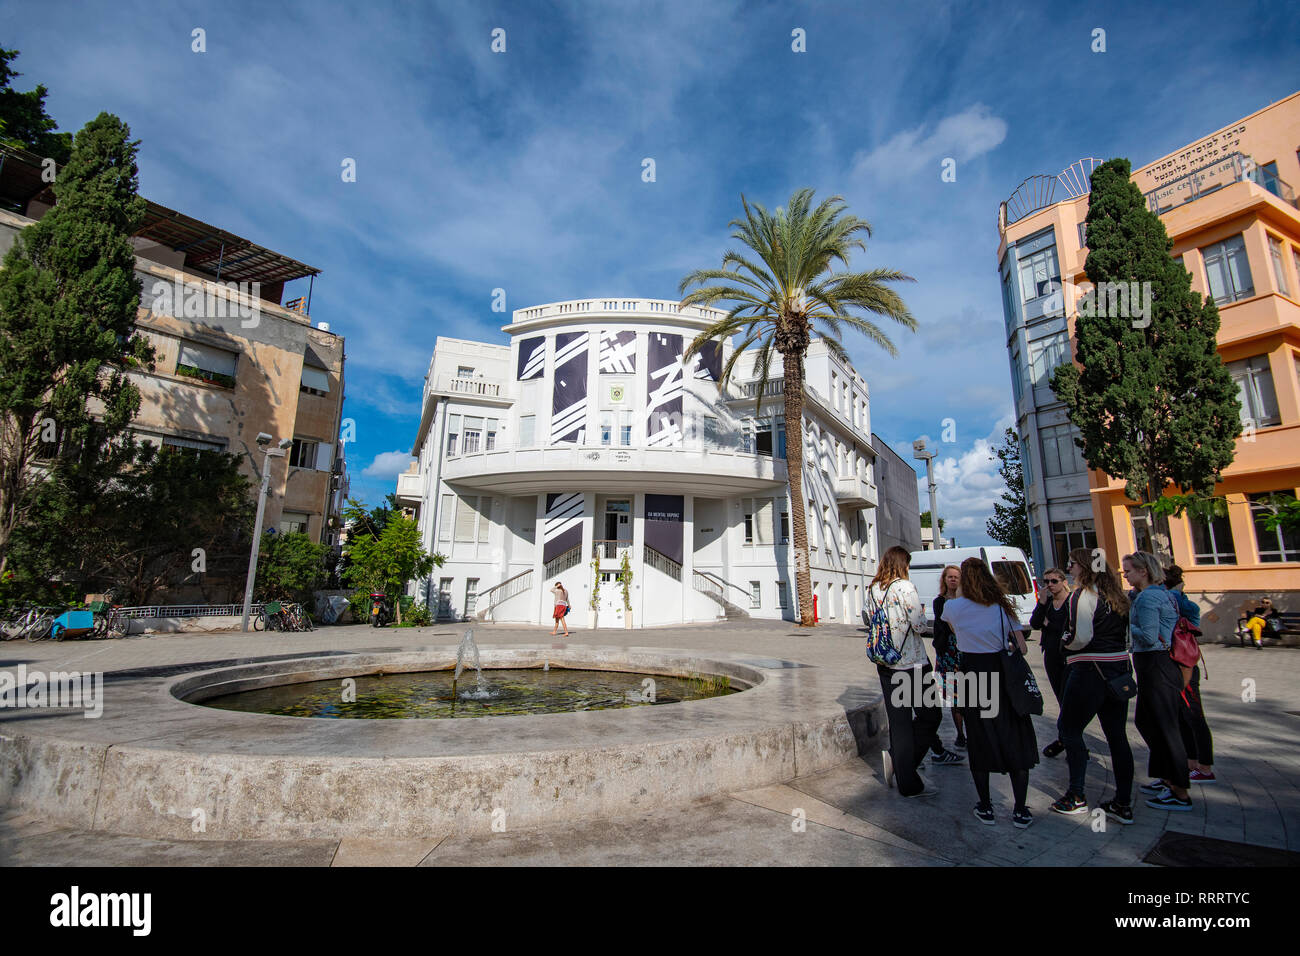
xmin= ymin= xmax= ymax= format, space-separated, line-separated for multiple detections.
xmin=363 ymin=450 xmax=415 ymax=479
xmin=851 ymin=103 xmax=1008 ymax=183
xmin=913 ymin=413 xmax=1016 ymax=543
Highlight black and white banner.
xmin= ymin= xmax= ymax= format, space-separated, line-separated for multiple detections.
xmin=542 ymin=492 xmax=585 ymax=565
xmin=517 ymin=335 xmax=546 ymax=381
xmin=691 ymin=339 xmax=722 ymax=382
xmin=644 ymin=494 xmax=684 ymax=565
xmin=598 ymin=329 xmax=637 ymax=374
xmin=645 ymin=332 xmax=684 ymax=447
xmin=551 ymin=331 xmax=589 ymax=443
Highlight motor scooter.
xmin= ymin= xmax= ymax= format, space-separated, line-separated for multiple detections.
xmin=368 ymin=592 xmax=392 ymax=627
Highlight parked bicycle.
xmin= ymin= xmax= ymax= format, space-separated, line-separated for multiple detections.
xmin=89 ymin=590 xmax=130 ymax=639
xmin=2 ymin=605 xmax=57 ymax=641
xmin=253 ymin=601 xmax=314 ymax=632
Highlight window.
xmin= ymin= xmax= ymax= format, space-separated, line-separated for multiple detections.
xmin=457 ymin=366 xmax=474 ymax=378
xmin=1018 ymin=245 xmax=1060 ymax=302
xmin=1077 ymin=222 xmax=1088 ymax=248
xmin=465 ymin=578 xmax=479 ymax=615
xmin=1227 ymin=356 xmax=1281 ymax=427
xmin=1040 ymin=424 xmax=1086 ymax=477
xmin=619 ymin=413 xmax=632 ymax=447
xmin=1202 ymin=235 xmax=1254 ymax=305
xmin=1269 ymin=236 xmax=1290 ymax=295
xmin=990 ymin=561 xmax=1033 ymax=595
xmin=438 ymin=494 xmax=454 ymax=541
xmin=462 ymin=416 xmax=483 ymax=455
xmin=437 ymin=578 xmax=453 ymax=617
xmin=1021 ymin=436 xmax=1033 ymax=487
xmin=1051 ymin=519 xmax=1096 ymax=568
xmin=1249 ymin=493 xmax=1300 ymax=562
xmin=703 ymin=416 xmax=719 ymax=449
xmin=776 ymin=419 xmax=786 ymax=458
xmin=159 ymin=435 xmax=225 ymax=455
xmin=780 ymin=510 xmax=789 ymax=544
xmin=300 ymin=365 xmax=330 ymax=396
xmin=1191 ymin=512 xmax=1236 ymax=565
xmin=454 ymin=495 xmax=478 ymax=542
xmin=486 ymin=419 xmax=498 ymax=451
xmin=477 ymin=497 xmax=491 ymax=543
xmin=1000 ymin=264 xmax=1018 ymax=335
xmin=749 ymin=581 xmax=761 ymax=609
xmin=742 ymin=499 xmax=754 ymax=544
xmin=755 ymin=499 xmax=773 ymax=546
xmin=447 ymin=414 xmax=460 ymax=456
xmin=755 ymin=421 xmax=773 ymax=457
xmin=176 ymin=341 xmax=238 ymax=387
xmin=518 ymin=415 xmax=535 ymax=448
xmin=776 ymin=581 xmax=789 ymax=609
xmin=740 ymin=424 xmax=754 ymax=454
xmin=1009 ymin=349 xmax=1023 ymax=397
xmin=1028 ymin=330 xmax=1069 ymax=389
xmin=1293 ymin=248 xmax=1300 ymax=296
xmin=279 ymin=512 xmax=309 ymax=535
xmin=289 ymin=438 xmax=319 ymax=469
xmin=600 ymin=412 xmax=613 ymax=446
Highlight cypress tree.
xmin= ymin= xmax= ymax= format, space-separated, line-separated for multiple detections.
xmin=1051 ymin=158 xmax=1240 ymax=550
xmin=0 ymin=113 xmax=152 ymax=579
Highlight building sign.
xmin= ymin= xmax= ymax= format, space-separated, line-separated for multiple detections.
xmin=551 ymin=331 xmax=588 ymax=444
xmin=645 ymin=493 xmax=684 ymax=564
xmin=609 ymin=384 xmax=626 ymax=404
xmin=613 ymin=450 xmax=632 ymax=464
xmin=1135 ymin=123 xmax=1248 ymax=189
xmin=517 ymin=335 xmax=545 ymax=381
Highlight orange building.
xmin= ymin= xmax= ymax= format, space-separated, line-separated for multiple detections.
xmin=996 ymin=92 xmax=1300 ymax=634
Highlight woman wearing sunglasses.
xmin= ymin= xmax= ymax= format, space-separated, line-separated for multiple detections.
xmin=1030 ymin=568 xmax=1072 ymax=758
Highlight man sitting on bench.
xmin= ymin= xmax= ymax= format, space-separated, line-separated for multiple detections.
xmin=1238 ymin=598 xmax=1281 ymax=648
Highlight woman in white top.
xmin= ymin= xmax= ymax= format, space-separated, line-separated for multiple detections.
xmin=941 ymin=557 xmax=1038 ymax=828
xmin=867 ymin=546 xmax=948 ymax=798
xmin=550 ymin=582 xmax=570 ymax=637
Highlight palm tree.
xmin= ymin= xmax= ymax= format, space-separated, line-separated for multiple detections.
xmin=679 ymin=188 xmax=916 ymax=626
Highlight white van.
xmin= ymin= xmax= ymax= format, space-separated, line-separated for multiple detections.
xmin=905 ymin=546 xmax=1038 ymax=634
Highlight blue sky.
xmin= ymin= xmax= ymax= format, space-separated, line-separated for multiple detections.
xmin=4 ymin=0 xmax=1297 ymax=543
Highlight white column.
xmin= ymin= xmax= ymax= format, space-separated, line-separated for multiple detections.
xmin=632 ymin=491 xmax=645 ymax=628
xmin=682 ymin=495 xmax=695 ymax=623
xmin=579 ymin=491 xmax=596 ymax=629
xmin=533 ymin=493 xmax=548 ymax=626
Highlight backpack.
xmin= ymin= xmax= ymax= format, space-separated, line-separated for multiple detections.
xmin=864 ymin=582 xmax=912 ymax=666
xmin=1166 ymin=591 xmax=1203 ymax=684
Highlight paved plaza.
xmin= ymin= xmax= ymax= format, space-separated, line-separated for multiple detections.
xmin=1 ymin=620 xmax=1297 ymax=866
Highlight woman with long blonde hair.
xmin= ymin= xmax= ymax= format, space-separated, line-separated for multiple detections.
xmin=940 ymin=558 xmax=1038 ymax=828
xmin=929 ymin=564 xmax=967 ymax=758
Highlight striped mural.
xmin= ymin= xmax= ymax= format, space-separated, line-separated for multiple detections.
xmin=542 ymin=492 xmax=585 ymax=564
xmin=597 ymin=329 xmax=637 ymax=373
xmin=517 ymin=335 xmax=545 ymax=380
xmin=645 ymin=332 xmax=684 ymax=447
xmin=691 ymin=339 xmax=722 ymax=382
xmin=550 ymin=331 xmax=589 ymax=443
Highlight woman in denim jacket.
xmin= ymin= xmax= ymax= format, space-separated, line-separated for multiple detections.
xmin=1123 ymin=551 xmax=1192 ymax=812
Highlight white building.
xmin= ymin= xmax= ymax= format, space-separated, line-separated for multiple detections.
xmin=396 ymin=298 xmax=881 ymax=628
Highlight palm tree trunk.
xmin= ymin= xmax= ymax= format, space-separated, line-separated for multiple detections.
xmin=781 ymin=350 xmax=815 ymax=626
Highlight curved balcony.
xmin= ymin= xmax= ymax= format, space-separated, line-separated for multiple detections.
xmin=441 ymin=442 xmax=788 ymax=496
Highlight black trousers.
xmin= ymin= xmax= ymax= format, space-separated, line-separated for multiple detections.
xmin=1057 ymin=661 xmax=1134 ymax=804
xmin=1179 ymin=665 xmax=1214 ymax=765
xmin=877 ymin=662 xmax=944 ymax=796
xmin=1133 ymin=651 xmax=1190 ymax=788
xmin=1042 ymin=639 xmax=1066 ymax=708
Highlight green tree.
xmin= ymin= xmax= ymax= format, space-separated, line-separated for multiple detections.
xmin=0 ymin=113 xmax=152 ymax=580
xmin=985 ymin=427 xmax=1031 ymax=553
xmin=343 ymin=513 xmax=441 ymax=624
xmin=680 ymin=189 xmax=916 ymax=625
xmin=12 ymin=446 xmax=254 ymax=605
xmin=256 ymin=530 xmax=330 ymax=604
xmin=920 ymin=511 xmax=946 ymax=532
xmin=0 ymin=48 xmax=72 ymax=163
xmin=1051 ymin=159 xmax=1240 ymax=555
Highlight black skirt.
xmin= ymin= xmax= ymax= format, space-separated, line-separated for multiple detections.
xmin=958 ymin=651 xmax=1040 ymax=773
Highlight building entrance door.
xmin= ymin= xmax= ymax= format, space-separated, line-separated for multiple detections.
xmin=597 ymin=571 xmax=626 ymax=628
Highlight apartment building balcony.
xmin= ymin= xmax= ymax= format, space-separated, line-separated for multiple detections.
xmin=395 ymin=470 xmax=423 ymax=507
xmin=724 ymin=379 xmax=785 ymax=402
xmin=835 ymin=473 xmax=878 ymax=509
xmin=441 ymin=442 xmax=787 ymax=497
xmin=1144 ymin=152 xmax=1298 ymax=216
xmin=429 ymin=374 xmax=511 ymax=406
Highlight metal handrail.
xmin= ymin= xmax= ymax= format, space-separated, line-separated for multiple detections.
xmin=643 ymin=545 xmax=682 ymax=581
xmin=592 ymin=539 xmax=634 ymax=561
xmin=692 ymin=571 xmax=723 ymax=602
xmin=544 ymin=545 xmax=582 ymax=580
xmin=477 ymin=568 xmax=534 ymax=619
xmin=694 ymin=569 xmax=751 ymax=600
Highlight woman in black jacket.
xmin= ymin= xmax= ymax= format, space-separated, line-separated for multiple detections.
xmin=1049 ymin=549 xmax=1136 ymax=823
xmin=1030 ymin=568 xmax=1071 ymax=758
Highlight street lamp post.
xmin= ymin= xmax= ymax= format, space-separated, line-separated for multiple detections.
xmin=241 ymin=433 xmax=292 ymax=632
xmin=912 ymin=439 xmax=942 ymax=550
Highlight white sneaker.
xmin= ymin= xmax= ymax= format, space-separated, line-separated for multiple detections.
xmin=882 ymin=751 xmax=895 ymax=789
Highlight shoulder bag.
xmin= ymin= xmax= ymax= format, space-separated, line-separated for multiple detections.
xmin=997 ymin=606 xmax=1043 ymax=717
